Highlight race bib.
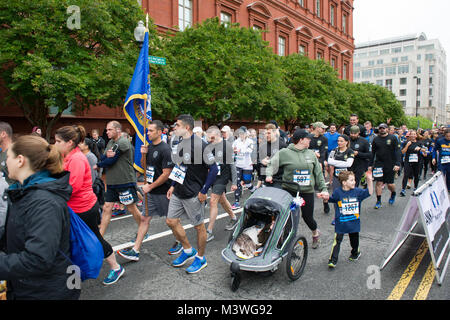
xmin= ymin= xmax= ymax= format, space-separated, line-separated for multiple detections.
xmin=441 ymin=156 xmax=450 ymax=164
xmin=169 ymin=164 xmax=186 ymax=184
xmin=119 ymin=190 xmax=134 ymax=205
xmin=293 ymin=170 xmax=311 ymax=186
xmin=341 ymin=198 xmax=359 ymax=215
xmin=235 ymin=152 xmax=244 ymax=162
xmin=334 ymin=168 xmax=347 ymax=177
xmin=373 ymin=167 xmax=383 ymax=178
xmin=216 ymin=162 xmax=221 ymax=176
xmin=408 ymin=154 xmax=418 ymax=163
xmin=146 ymin=166 xmax=155 ymax=183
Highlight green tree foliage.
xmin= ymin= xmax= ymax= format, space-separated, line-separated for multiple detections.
xmin=0 ymin=0 xmax=162 ymax=138
xmin=406 ymin=116 xmax=433 ymax=130
xmin=159 ymin=18 xmax=297 ymax=124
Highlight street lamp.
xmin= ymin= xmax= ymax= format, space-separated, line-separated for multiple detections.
xmin=134 ymin=20 xmax=146 ymax=47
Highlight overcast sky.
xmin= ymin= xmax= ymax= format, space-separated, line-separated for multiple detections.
xmin=353 ymin=0 xmax=450 ymax=104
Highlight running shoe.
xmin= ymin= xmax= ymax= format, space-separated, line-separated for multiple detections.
xmin=112 ymin=209 xmax=126 ymax=217
xmin=130 ymin=233 xmax=150 ymax=243
xmin=168 ymin=241 xmax=183 ymax=255
xmin=374 ymin=201 xmax=382 ymax=209
xmin=102 ymin=265 xmax=125 ymax=285
xmin=231 ymin=203 xmax=240 ymax=210
xmin=400 ymin=189 xmax=406 ymax=197
xmin=117 ymin=248 xmax=139 ymax=261
xmin=388 ymin=193 xmax=396 ymax=205
xmin=328 ymin=260 xmax=337 ymax=268
xmin=172 ymin=248 xmax=197 ymax=267
xmin=186 ymin=256 xmax=207 ymax=274
xmin=349 ymin=251 xmax=361 ymax=261
xmin=312 ymin=230 xmax=321 ymax=249
xmin=225 ymin=218 xmax=238 ymax=231
xmin=324 ymin=202 xmax=330 ymax=214
xmin=206 ymin=230 xmax=215 ymax=242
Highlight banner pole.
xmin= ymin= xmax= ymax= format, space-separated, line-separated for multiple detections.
xmin=143 ymin=97 xmax=149 ymax=218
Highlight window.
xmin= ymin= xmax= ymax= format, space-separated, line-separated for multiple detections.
xmin=385 ymin=66 xmax=396 ymax=76
xmin=417 ymin=54 xmax=421 ymax=60
xmin=253 ymin=25 xmax=262 ymax=31
xmin=417 ymin=66 xmax=422 ymax=74
xmin=178 ymin=0 xmax=192 ymax=31
xmin=317 ymin=50 xmax=323 ymax=60
xmin=377 ymin=59 xmax=384 ymax=65
xmin=400 ymin=101 xmax=407 ymax=108
xmin=399 ymin=89 xmax=407 ymax=96
xmin=369 ymin=51 xmax=378 ymax=57
xmin=374 ymin=68 xmax=384 ymax=77
xmin=429 ymin=65 xmax=434 ymax=73
xmin=404 ymin=45 xmax=414 ymax=52
xmin=400 ymin=78 xmax=407 ymax=85
xmin=392 ymin=47 xmax=402 ymax=53
xmin=354 ymin=71 xmax=361 ymax=79
xmin=316 ymin=0 xmax=321 ymax=17
xmin=343 ymin=63 xmax=348 ymax=80
xmin=392 ymin=57 xmax=398 ymax=63
xmin=358 ymin=52 xmax=367 ymax=58
xmin=425 ymin=54 xmax=434 ymax=61
xmin=354 ymin=62 xmax=361 ymax=68
xmin=416 ymin=77 xmax=421 ymax=85
xmin=299 ymin=45 xmax=306 ymax=56
xmin=398 ymin=65 xmax=409 ymax=74
xmin=429 ymin=100 xmax=433 ymax=107
xmin=330 ymin=5 xmax=335 ymax=26
xmin=220 ymin=12 xmax=232 ymax=27
xmin=331 ymin=57 xmax=336 ymax=69
xmin=380 ymin=49 xmax=390 ymax=55
xmin=298 ymin=0 xmax=304 ymax=7
xmin=401 ymin=56 xmax=408 ymax=62
xmin=376 ymin=80 xmax=383 ymax=86
xmin=429 ymin=77 xmax=433 ymax=84
xmin=385 ymin=79 xmax=393 ymax=91
xmin=362 ymin=70 xmax=371 ymax=79
xmin=417 ymin=89 xmax=421 ymax=96
xmin=368 ymin=60 xmax=375 ymax=66
xmin=342 ymin=13 xmax=347 ymax=34
xmin=278 ymin=36 xmax=286 ymax=56
xmin=429 ymin=88 xmax=433 ymax=96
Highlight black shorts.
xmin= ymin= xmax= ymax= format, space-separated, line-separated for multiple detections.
xmin=211 ymin=184 xmax=227 ymax=195
xmin=105 ymin=185 xmax=139 ymax=205
xmin=373 ymin=166 xmax=395 ymax=184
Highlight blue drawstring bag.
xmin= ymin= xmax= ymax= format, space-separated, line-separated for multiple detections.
xmin=66 ymin=207 xmax=104 ymax=281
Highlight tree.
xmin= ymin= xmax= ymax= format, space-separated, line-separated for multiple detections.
xmin=0 ymin=0 xmax=164 ymax=139
xmin=159 ymin=18 xmax=297 ymax=125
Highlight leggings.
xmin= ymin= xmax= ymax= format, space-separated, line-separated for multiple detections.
xmin=76 ymin=201 xmax=113 ymax=258
xmin=402 ymin=162 xmax=420 ymax=190
xmin=235 ymin=167 xmax=254 ymax=202
xmin=286 ymin=191 xmax=317 ymax=231
xmin=329 ymin=232 xmax=359 ymax=263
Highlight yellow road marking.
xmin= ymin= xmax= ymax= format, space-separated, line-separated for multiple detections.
xmin=387 ymin=240 xmax=428 ymax=300
xmin=413 ymin=262 xmax=435 ymax=300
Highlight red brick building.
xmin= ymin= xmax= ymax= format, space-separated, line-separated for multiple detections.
xmin=145 ymin=0 xmax=355 ymax=81
xmin=1 ymin=0 xmax=354 ymax=135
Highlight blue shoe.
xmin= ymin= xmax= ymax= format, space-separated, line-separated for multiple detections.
xmin=389 ymin=194 xmax=396 ymax=205
xmin=117 ymin=248 xmax=139 ymax=261
xmin=186 ymin=256 xmax=207 ymax=274
xmin=103 ymin=265 xmax=125 ymax=285
xmin=112 ymin=209 xmax=126 ymax=217
xmin=168 ymin=241 xmax=183 ymax=255
xmin=374 ymin=201 xmax=382 ymax=209
xmin=172 ymin=248 xmax=197 ymax=267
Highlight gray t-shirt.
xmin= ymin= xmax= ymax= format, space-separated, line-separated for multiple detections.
xmin=104 ymin=136 xmax=136 ymax=186
xmin=85 ymin=152 xmax=98 ymax=183
xmin=0 ymin=149 xmax=15 ymax=185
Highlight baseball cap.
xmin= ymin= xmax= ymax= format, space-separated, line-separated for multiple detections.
xmin=221 ymin=125 xmax=231 ymax=132
xmin=350 ymin=125 xmax=360 ymax=134
xmin=193 ymin=127 xmax=203 ymax=133
xmin=379 ymin=123 xmax=388 ymax=129
xmin=312 ymin=122 xmax=328 ymax=129
xmin=293 ymin=129 xmax=314 ymax=141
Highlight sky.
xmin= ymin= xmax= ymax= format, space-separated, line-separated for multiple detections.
xmin=353 ymin=0 xmax=450 ymax=104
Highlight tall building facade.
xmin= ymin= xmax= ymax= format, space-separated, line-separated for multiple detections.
xmin=353 ymin=33 xmax=447 ymax=124
xmin=143 ymin=0 xmax=355 ymax=81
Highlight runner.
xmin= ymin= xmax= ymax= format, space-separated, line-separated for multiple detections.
xmin=348 ymin=126 xmax=371 ymax=187
xmin=309 ymin=122 xmax=329 ymax=213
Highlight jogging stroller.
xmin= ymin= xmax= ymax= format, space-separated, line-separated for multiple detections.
xmin=221 ymin=181 xmax=308 ymax=291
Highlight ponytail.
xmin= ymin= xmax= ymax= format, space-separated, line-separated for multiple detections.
xmin=55 ymin=124 xmax=86 ymax=148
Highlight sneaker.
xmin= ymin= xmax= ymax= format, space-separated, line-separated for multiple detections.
xmin=328 ymin=260 xmax=337 ymax=268
xmin=111 ymin=209 xmax=126 ymax=217
xmin=374 ymin=201 xmax=382 ymax=209
xmin=206 ymin=230 xmax=215 ymax=242
xmin=103 ymin=265 xmax=125 ymax=285
xmin=186 ymin=256 xmax=207 ymax=274
xmin=312 ymin=230 xmax=321 ymax=249
xmin=349 ymin=251 xmax=361 ymax=261
xmin=388 ymin=193 xmax=396 ymax=205
xmin=168 ymin=241 xmax=183 ymax=255
xmin=225 ymin=218 xmax=238 ymax=231
xmin=400 ymin=189 xmax=406 ymax=197
xmin=331 ymin=219 xmax=335 ymax=226
xmin=172 ymin=248 xmax=197 ymax=267
xmin=130 ymin=233 xmax=150 ymax=243
xmin=231 ymin=203 xmax=240 ymax=210
xmin=324 ymin=202 xmax=330 ymax=214
xmin=117 ymin=248 xmax=139 ymax=261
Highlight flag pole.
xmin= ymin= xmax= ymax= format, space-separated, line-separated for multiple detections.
xmin=143 ymin=14 xmax=150 ymax=217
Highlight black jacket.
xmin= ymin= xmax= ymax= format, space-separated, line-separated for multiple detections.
xmin=0 ymin=170 xmax=80 ymax=300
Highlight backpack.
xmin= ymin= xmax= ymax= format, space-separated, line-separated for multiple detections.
xmin=64 ymin=207 xmax=104 ymax=281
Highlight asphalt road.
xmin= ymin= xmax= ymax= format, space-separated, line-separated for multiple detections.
xmin=80 ymin=173 xmax=449 ymax=302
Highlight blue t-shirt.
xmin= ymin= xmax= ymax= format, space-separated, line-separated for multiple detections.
xmin=329 ymin=187 xmax=370 ymax=234
xmin=324 ymin=132 xmax=340 ymax=152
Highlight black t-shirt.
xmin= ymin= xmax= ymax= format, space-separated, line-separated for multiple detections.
xmin=309 ymin=135 xmax=328 ymax=163
xmin=258 ymin=137 xmax=287 ymax=180
xmin=210 ymin=140 xmax=234 ymax=186
xmin=349 ymin=137 xmax=371 ymax=170
xmin=370 ymin=134 xmax=401 ymax=168
xmin=145 ymin=141 xmax=174 ymax=194
xmin=402 ymin=140 xmax=425 ymax=165
xmin=172 ymin=134 xmax=213 ymax=199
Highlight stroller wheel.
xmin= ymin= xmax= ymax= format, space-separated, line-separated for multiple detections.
xmin=231 ymin=272 xmax=241 ymax=292
xmin=285 ymin=235 xmax=308 ymax=281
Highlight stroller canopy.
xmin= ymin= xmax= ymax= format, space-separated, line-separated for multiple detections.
xmin=244 ymin=187 xmax=293 ymax=217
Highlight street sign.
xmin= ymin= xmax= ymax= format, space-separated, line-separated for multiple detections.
xmin=149 ymin=56 xmax=166 ymax=65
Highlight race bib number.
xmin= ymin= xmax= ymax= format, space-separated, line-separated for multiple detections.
xmin=169 ymin=164 xmax=186 ymax=184
xmin=146 ymin=166 xmax=155 ymax=183
xmin=334 ymin=168 xmax=347 ymax=177
xmin=373 ymin=167 xmax=383 ymax=178
xmin=341 ymin=198 xmax=359 ymax=215
xmin=119 ymin=190 xmax=134 ymax=205
xmin=408 ymin=154 xmax=418 ymax=163
xmin=293 ymin=170 xmax=310 ymax=186
xmin=441 ymin=156 xmax=450 ymax=164
xmin=235 ymin=152 xmax=244 ymax=162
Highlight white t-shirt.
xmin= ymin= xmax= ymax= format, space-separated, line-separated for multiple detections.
xmin=233 ymin=138 xmax=254 ymax=170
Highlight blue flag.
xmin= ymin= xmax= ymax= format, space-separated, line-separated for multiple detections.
xmin=123 ymin=30 xmax=152 ymax=174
